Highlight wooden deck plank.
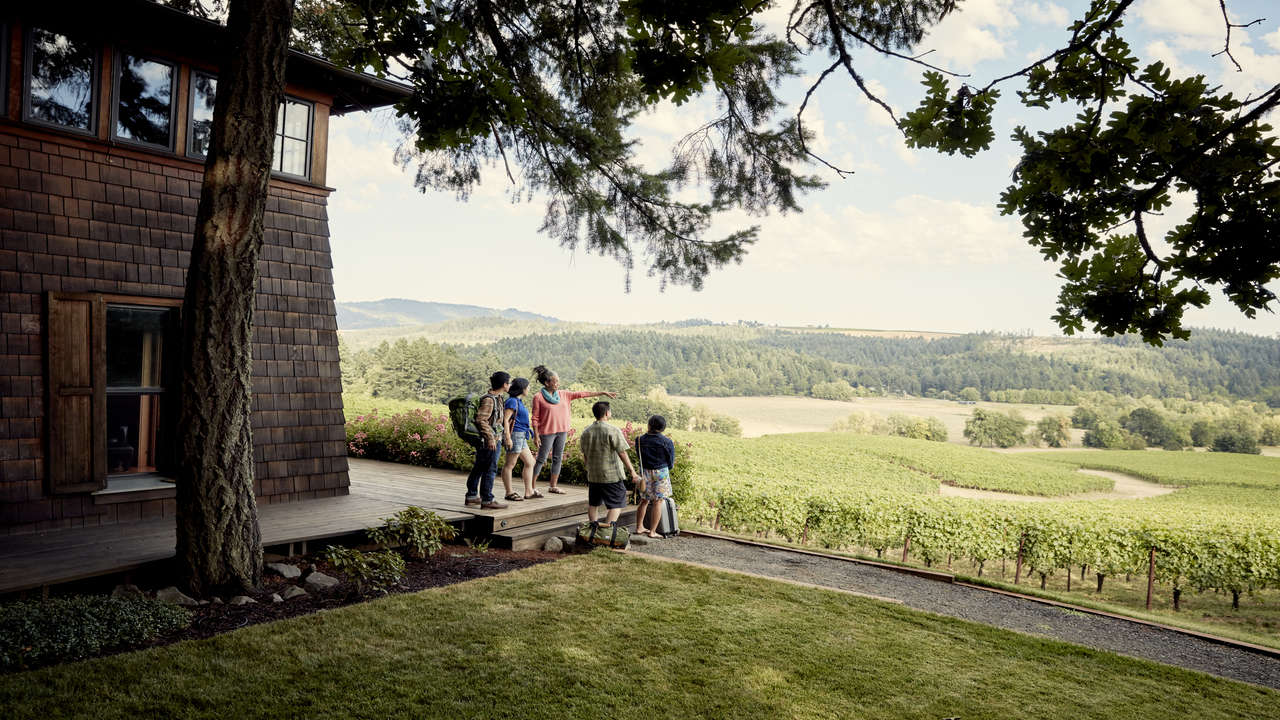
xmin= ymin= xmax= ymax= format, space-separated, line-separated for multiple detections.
xmin=0 ymin=459 xmax=495 ymax=594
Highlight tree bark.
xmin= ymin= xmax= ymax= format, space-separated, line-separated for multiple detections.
xmin=175 ymin=0 xmax=294 ymax=597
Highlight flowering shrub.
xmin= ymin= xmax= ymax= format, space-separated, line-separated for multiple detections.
xmin=346 ymin=409 xmax=694 ymax=495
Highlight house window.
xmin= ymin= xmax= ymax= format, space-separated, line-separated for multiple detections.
xmin=24 ymin=27 xmax=98 ymax=133
xmin=105 ymin=305 xmax=178 ymax=475
xmin=275 ymin=98 xmax=312 ymax=177
xmin=187 ymin=72 xmax=217 ymax=158
xmin=188 ymin=78 xmax=311 ymax=179
xmin=113 ymin=53 xmax=176 ymax=148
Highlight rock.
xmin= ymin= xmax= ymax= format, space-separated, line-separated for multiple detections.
xmin=155 ymin=586 xmax=200 ymax=607
xmin=110 ymin=584 xmax=144 ymax=600
xmin=229 ymin=595 xmax=257 ymax=606
xmin=542 ymin=536 xmax=563 ymax=553
xmin=198 ymin=600 xmax=210 ymax=606
xmin=281 ymin=585 xmax=308 ymax=600
xmin=265 ymin=562 xmax=301 ymax=579
xmin=212 ymin=597 xmax=224 ymax=605
xmin=270 ymin=593 xmax=284 ymax=603
xmin=628 ymin=533 xmax=649 ymax=546
xmin=557 ymin=535 xmax=577 ymax=548
xmin=305 ymin=571 xmax=339 ymax=591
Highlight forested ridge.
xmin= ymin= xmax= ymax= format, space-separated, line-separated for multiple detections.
xmin=341 ymin=320 xmax=1280 ymax=405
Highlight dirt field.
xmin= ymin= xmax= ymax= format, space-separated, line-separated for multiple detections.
xmin=937 ymin=469 xmax=1176 ymax=502
xmin=671 ymin=395 xmax=1081 ymax=446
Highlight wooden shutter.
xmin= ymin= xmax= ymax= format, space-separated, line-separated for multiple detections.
xmin=46 ymin=293 xmax=106 ymax=494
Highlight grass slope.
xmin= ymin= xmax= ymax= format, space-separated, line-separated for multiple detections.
xmin=2 ymin=554 xmax=1273 ymax=719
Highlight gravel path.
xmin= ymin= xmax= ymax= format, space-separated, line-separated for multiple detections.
xmin=631 ymin=534 xmax=1280 ymax=690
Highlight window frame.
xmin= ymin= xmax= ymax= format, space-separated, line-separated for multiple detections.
xmin=0 ymin=24 xmax=8 ymax=117
xmin=272 ymin=95 xmax=314 ymax=181
xmin=103 ymin=300 xmax=181 ymax=478
xmin=187 ymin=78 xmax=314 ymax=182
xmin=21 ymin=25 xmax=101 ymax=137
xmin=109 ymin=49 xmax=179 ymax=151
xmin=186 ymin=69 xmax=218 ymax=160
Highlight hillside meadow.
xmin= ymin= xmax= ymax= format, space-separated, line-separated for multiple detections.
xmin=672 ymin=394 xmax=1081 ymax=444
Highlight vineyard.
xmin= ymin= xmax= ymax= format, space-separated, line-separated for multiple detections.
xmin=343 ymin=395 xmax=1280 ymax=646
xmin=674 ymin=432 xmax=1280 ymax=642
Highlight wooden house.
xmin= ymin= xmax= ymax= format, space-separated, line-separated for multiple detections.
xmin=0 ymin=1 xmax=409 ymax=535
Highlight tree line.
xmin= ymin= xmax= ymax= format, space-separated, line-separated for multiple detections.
xmin=344 ymin=327 xmax=1280 ymax=406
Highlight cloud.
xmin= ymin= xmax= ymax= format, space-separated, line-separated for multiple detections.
xmin=1136 ymin=0 xmax=1222 ymax=43
xmin=747 ymin=194 xmax=1025 ymax=271
xmin=1021 ymin=3 xmax=1068 ymax=27
xmin=921 ymin=0 xmax=1020 ymax=68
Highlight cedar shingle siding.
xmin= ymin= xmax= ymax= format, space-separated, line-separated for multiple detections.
xmin=0 ymin=128 xmax=350 ymax=534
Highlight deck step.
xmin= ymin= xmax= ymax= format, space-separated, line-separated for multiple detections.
xmin=490 ymin=508 xmax=638 ymax=551
xmin=464 ymin=498 xmax=591 ymax=535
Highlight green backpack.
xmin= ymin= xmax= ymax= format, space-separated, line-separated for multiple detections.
xmin=447 ymin=393 xmax=485 ymax=443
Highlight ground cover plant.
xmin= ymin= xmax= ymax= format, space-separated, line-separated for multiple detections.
xmin=0 ymin=596 xmax=190 ymax=673
xmin=1 ymin=553 xmax=1274 ymax=719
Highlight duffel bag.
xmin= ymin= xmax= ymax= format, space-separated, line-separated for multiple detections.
xmin=576 ymin=521 xmax=630 ymax=549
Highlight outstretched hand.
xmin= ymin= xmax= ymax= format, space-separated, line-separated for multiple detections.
xmin=604 ymin=391 xmax=617 ymax=398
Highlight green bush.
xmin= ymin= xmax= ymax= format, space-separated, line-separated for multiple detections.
xmin=1212 ymin=417 xmax=1261 ymax=455
xmin=886 ymin=413 xmax=948 ymax=442
xmin=963 ymin=408 xmax=1028 ymax=448
xmin=346 ymin=409 xmax=695 ymax=486
xmin=322 ymin=546 xmax=406 ymax=596
xmin=0 ymin=595 xmax=189 ymax=672
xmin=366 ymin=506 xmax=457 ymax=559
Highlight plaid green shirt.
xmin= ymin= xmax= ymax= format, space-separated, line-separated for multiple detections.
xmin=579 ymin=420 xmax=627 ymax=484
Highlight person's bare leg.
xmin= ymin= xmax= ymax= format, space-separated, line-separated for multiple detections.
xmin=500 ymin=453 xmax=516 ymax=497
xmin=634 ymin=499 xmax=649 ymax=534
xmin=520 ymin=447 xmax=536 ymax=496
xmin=587 ymin=504 xmax=600 ymax=523
xmin=548 ymin=474 xmax=560 ymax=491
xmin=647 ymin=501 xmax=663 ymax=537
xmin=606 ymin=506 xmax=622 ymax=525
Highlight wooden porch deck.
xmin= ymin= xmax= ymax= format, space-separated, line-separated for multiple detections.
xmin=0 ymin=458 xmax=592 ymax=595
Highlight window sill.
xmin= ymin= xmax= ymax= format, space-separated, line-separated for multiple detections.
xmin=92 ymin=473 xmax=176 ymax=505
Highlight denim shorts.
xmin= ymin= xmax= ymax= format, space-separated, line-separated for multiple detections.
xmin=508 ymin=430 xmax=529 ymax=453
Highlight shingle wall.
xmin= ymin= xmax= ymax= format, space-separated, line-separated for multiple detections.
xmin=0 ymin=127 xmax=349 ymax=534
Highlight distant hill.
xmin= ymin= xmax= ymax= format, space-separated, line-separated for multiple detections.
xmin=336 ymin=299 xmax=558 ymax=330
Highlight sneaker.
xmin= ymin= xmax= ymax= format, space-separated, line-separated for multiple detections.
xmin=480 ymin=500 xmax=509 ymax=509
xmin=464 ymin=496 xmax=482 ymax=507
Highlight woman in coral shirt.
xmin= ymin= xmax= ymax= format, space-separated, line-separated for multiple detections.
xmin=530 ymin=364 xmax=615 ymax=493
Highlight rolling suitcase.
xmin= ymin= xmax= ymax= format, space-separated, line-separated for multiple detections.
xmin=654 ymin=497 xmax=680 ymax=537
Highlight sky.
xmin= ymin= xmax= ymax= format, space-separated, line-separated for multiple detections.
xmin=325 ymin=0 xmax=1280 ymax=337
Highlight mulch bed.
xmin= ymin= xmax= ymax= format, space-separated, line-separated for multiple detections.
xmin=143 ymin=546 xmax=564 ymax=650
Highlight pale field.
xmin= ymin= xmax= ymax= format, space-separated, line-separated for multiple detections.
xmin=671 ymin=394 xmax=1082 ymax=446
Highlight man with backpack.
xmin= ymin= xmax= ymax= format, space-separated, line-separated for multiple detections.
xmin=465 ymin=371 xmax=512 ymax=509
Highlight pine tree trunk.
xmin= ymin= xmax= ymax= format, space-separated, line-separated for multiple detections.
xmin=175 ymin=0 xmax=294 ymax=597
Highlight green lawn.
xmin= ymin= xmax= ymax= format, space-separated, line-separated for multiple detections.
xmin=2 ymin=553 xmax=1273 ymax=719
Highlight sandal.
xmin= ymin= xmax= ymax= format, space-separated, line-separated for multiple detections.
xmin=527 ymin=490 xmax=545 ymax=499
xmin=548 ymin=487 xmax=567 ymax=494
xmin=505 ymin=492 xmax=524 ymax=501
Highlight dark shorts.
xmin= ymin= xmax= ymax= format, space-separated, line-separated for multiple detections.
xmin=588 ymin=481 xmax=627 ymax=509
